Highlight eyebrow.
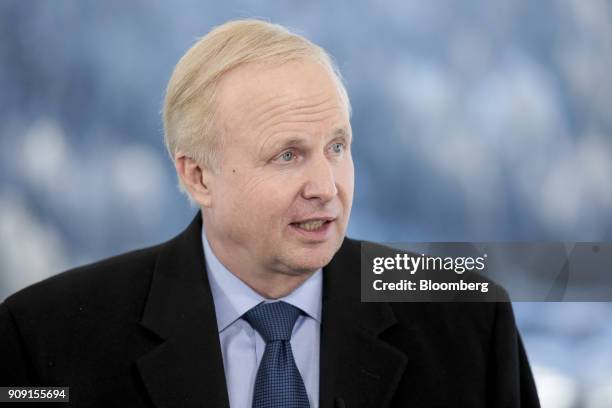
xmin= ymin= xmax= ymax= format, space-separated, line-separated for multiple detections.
xmin=267 ymin=137 xmax=309 ymax=153
xmin=332 ymin=126 xmax=352 ymax=142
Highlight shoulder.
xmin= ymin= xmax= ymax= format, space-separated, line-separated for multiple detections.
xmin=3 ymin=241 xmax=166 ymax=324
xmin=342 ymin=236 xmax=511 ymax=325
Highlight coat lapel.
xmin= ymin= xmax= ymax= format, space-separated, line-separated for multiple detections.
xmin=137 ymin=213 xmax=230 ymax=408
xmin=135 ymin=213 xmax=406 ymax=408
xmin=320 ymin=239 xmax=408 ymax=408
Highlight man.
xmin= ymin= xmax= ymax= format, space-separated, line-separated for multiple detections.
xmin=0 ymin=19 xmax=540 ymax=407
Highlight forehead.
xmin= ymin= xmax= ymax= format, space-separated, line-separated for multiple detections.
xmin=214 ymin=59 xmax=349 ymax=136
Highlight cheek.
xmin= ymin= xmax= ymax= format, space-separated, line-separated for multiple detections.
xmin=212 ymin=176 xmax=252 ymax=227
xmin=235 ymin=173 xmax=295 ymax=222
xmin=336 ymin=159 xmax=355 ymax=200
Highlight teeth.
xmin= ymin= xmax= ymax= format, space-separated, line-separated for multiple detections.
xmin=295 ymin=220 xmax=325 ymax=231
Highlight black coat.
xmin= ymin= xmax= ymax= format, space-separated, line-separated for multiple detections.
xmin=0 ymin=214 xmax=540 ymax=407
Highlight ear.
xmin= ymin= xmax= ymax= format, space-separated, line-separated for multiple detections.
xmin=174 ymin=153 xmax=214 ymax=207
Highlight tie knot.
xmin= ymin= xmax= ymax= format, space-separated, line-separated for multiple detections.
xmin=243 ymin=301 xmax=302 ymax=342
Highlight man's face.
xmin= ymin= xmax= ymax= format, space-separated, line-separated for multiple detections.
xmin=203 ymin=59 xmax=354 ymax=276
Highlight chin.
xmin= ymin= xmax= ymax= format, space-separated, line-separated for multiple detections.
xmin=283 ymin=243 xmax=340 ymax=274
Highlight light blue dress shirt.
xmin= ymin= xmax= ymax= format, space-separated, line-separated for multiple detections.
xmin=202 ymin=226 xmax=322 ymax=408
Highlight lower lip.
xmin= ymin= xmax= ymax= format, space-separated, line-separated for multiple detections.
xmin=289 ymin=220 xmax=334 ymax=241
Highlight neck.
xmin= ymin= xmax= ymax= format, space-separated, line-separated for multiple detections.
xmin=203 ymin=218 xmax=314 ymax=299
xmin=232 ymin=266 xmax=313 ymax=299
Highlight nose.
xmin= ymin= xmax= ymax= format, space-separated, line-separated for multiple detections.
xmin=302 ymin=154 xmax=338 ymax=203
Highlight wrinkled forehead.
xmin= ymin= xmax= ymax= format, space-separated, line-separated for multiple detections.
xmin=214 ymin=59 xmax=349 ymax=134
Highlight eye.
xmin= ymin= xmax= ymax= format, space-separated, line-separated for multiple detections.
xmin=330 ymin=142 xmax=345 ymax=154
xmin=279 ymin=150 xmax=296 ymax=162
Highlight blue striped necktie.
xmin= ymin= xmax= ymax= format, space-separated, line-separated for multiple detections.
xmin=243 ymin=301 xmax=310 ymax=408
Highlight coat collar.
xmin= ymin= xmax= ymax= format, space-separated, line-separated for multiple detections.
xmin=319 ymin=236 xmax=408 ymax=408
xmin=137 ymin=213 xmax=407 ymax=408
xmin=137 ymin=212 xmax=230 ymax=407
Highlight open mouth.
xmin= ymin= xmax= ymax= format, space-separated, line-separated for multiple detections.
xmin=290 ymin=219 xmax=333 ymax=232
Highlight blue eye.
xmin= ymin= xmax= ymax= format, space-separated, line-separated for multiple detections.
xmin=280 ymin=151 xmax=295 ymax=162
xmin=331 ymin=143 xmax=345 ymax=154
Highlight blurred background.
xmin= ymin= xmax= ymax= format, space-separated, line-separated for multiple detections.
xmin=1 ymin=0 xmax=611 ymax=406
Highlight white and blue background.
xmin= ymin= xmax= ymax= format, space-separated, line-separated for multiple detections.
xmin=1 ymin=1 xmax=611 ymax=406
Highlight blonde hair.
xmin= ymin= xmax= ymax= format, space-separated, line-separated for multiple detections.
xmin=162 ymin=19 xmax=351 ymax=190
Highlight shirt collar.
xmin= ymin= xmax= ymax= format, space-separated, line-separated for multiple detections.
xmin=202 ymin=224 xmax=323 ymax=333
